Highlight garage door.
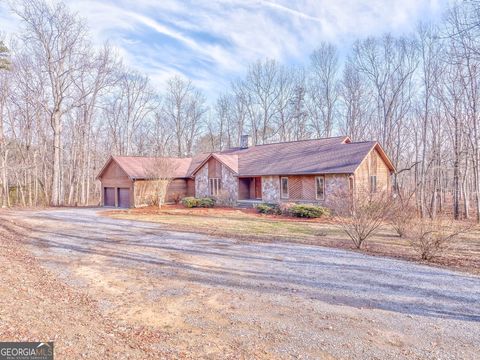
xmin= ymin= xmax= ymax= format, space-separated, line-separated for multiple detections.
xmin=118 ymin=188 xmax=130 ymax=208
xmin=104 ymin=187 xmax=115 ymax=207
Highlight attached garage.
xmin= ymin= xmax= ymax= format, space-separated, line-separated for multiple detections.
xmin=97 ymin=157 xmax=134 ymax=208
xmin=96 ymin=156 xmax=200 ymax=208
xmin=117 ymin=188 xmax=131 ymax=208
xmin=104 ymin=187 xmax=115 ymax=207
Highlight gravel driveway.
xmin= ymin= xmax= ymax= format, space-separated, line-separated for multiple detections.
xmin=3 ymin=208 xmax=480 ymax=359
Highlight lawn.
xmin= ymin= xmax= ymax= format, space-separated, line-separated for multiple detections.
xmin=104 ymin=205 xmax=480 ymax=275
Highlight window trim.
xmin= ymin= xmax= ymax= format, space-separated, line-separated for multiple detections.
xmin=280 ymin=177 xmax=289 ymax=199
xmin=315 ymin=176 xmax=325 ymax=200
xmin=209 ymin=178 xmax=221 ymax=196
xmin=370 ymin=175 xmax=377 ymax=193
xmin=349 ymin=176 xmax=354 ymax=192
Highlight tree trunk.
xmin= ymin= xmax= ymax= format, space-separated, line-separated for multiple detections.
xmin=50 ymin=110 xmax=63 ymax=206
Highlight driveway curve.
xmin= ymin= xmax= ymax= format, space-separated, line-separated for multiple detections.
xmin=2 ymin=208 xmax=479 ymax=359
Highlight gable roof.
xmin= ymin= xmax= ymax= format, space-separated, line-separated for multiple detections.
xmin=190 ymin=153 xmax=239 ymax=176
xmin=97 ymin=156 xmax=194 ymax=180
xmin=97 ymin=136 xmax=395 ymax=181
xmin=190 ymin=136 xmax=350 ymax=176
xmin=190 ymin=136 xmax=395 ymax=176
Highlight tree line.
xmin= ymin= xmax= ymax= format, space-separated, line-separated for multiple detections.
xmin=1 ymin=0 xmax=480 ymax=222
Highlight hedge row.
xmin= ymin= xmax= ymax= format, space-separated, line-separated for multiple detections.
xmin=182 ymin=197 xmax=216 ymax=208
xmin=255 ymin=203 xmax=330 ymax=218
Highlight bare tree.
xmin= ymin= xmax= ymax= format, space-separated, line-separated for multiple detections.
xmin=389 ymin=190 xmax=417 ymax=237
xmin=339 ymin=59 xmax=371 ymax=141
xmin=330 ymin=188 xmax=393 ymax=249
xmin=351 ymin=35 xmax=417 ymax=169
xmin=0 ymin=40 xmax=10 ymax=207
xmin=408 ymin=217 xmax=475 ymax=260
xmin=307 ymin=42 xmax=339 ymax=138
xmin=13 ymin=0 xmax=88 ymax=206
xmin=142 ymin=158 xmax=178 ymax=208
xmin=163 ymin=75 xmax=206 ymax=156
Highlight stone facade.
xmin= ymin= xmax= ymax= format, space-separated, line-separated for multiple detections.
xmin=194 ymin=158 xmax=357 ymax=207
xmin=323 ymin=174 xmax=349 ymax=206
xmin=259 ymin=174 xmax=349 ymax=205
xmin=261 ymin=176 xmax=280 ymax=203
xmin=195 ymin=163 xmax=209 ymax=197
xmin=219 ymin=165 xmax=238 ymax=205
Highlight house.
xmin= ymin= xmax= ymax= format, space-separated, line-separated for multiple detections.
xmin=97 ymin=135 xmax=395 ymax=208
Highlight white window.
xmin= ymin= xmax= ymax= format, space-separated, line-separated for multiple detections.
xmin=315 ymin=176 xmax=325 ymax=200
xmin=281 ymin=177 xmax=289 ymax=199
xmin=370 ymin=175 xmax=377 ymax=193
xmin=209 ymin=178 xmax=221 ymax=196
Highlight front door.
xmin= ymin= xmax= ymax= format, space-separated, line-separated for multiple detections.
xmin=254 ymin=177 xmax=262 ymax=199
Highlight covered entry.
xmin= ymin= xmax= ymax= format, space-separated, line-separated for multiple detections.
xmin=238 ymin=177 xmax=262 ymax=200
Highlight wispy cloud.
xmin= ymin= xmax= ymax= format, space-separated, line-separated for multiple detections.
xmin=258 ymin=1 xmax=325 ymax=23
xmin=0 ymin=0 xmax=450 ymax=98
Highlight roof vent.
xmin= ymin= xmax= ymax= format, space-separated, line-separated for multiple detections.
xmin=240 ymin=134 xmax=250 ymax=149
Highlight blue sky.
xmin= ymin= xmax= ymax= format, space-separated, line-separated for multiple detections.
xmin=0 ymin=0 xmax=450 ymax=98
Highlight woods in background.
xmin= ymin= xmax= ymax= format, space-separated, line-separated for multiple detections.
xmin=1 ymin=0 xmax=480 ymax=222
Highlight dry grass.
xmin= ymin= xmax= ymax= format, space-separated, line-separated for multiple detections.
xmin=104 ymin=205 xmax=480 ymax=275
xmin=0 ymin=221 xmax=170 ymax=359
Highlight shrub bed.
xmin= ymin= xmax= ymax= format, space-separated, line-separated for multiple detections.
xmin=255 ymin=203 xmax=281 ymax=215
xmin=182 ymin=197 xmax=216 ymax=208
xmin=255 ymin=202 xmax=329 ymax=218
xmin=288 ymin=204 xmax=330 ymax=218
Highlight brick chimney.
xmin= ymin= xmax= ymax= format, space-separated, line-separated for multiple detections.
xmin=240 ymin=134 xmax=250 ymax=149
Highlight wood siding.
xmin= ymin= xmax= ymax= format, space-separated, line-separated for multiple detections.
xmin=207 ymin=157 xmax=221 ymax=178
xmin=167 ymin=179 xmax=188 ymax=201
xmin=282 ymin=175 xmax=347 ymax=203
xmin=98 ymin=160 xmax=134 ymax=207
xmin=287 ymin=176 xmax=316 ymax=201
xmin=99 ymin=160 xmax=132 ymax=188
xmin=186 ymin=179 xmax=195 ymax=197
xmin=354 ymin=148 xmax=391 ymax=193
xmin=134 ymin=178 xmax=189 ymax=206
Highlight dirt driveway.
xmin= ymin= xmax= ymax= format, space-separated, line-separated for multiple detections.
xmin=1 ymin=208 xmax=479 ymax=359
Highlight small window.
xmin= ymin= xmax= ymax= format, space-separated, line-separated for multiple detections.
xmin=281 ymin=177 xmax=289 ymax=199
xmin=370 ymin=175 xmax=377 ymax=193
xmin=315 ymin=176 xmax=325 ymax=200
xmin=209 ymin=178 xmax=221 ymax=196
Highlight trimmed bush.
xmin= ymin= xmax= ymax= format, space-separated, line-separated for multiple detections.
xmin=289 ymin=204 xmax=330 ymax=218
xmin=197 ymin=197 xmax=215 ymax=208
xmin=255 ymin=203 xmax=281 ymax=215
xmin=182 ymin=197 xmax=198 ymax=208
xmin=182 ymin=197 xmax=215 ymax=208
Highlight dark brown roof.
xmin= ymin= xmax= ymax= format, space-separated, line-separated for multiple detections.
xmin=98 ymin=156 xmax=194 ymax=179
xmin=98 ymin=136 xmax=395 ymax=180
xmin=218 ymin=138 xmax=386 ymax=176
xmin=191 ymin=136 xmax=394 ymax=176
